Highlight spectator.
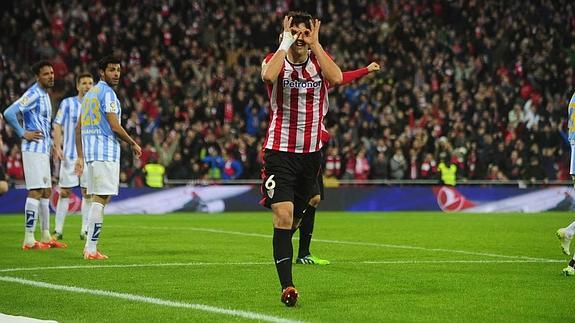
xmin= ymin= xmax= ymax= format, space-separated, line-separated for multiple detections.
xmin=0 ymin=0 xmax=571 ymax=183
xmin=371 ymin=151 xmax=389 ymax=180
xmin=221 ymin=150 xmax=243 ymax=180
xmin=390 ymin=148 xmax=407 ymax=180
xmin=324 ymin=147 xmax=342 ymax=179
xmin=354 ymin=149 xmax=370 ymax=180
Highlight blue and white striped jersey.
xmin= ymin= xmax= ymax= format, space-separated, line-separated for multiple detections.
xmin=11 ymin=82 xmax=53 ymax=154
xmin=569 ymin=91 xmax=575 ymax=143
xmin=80 ymin=81 xmax=121 ymax=162
xmin=54 ymin=96 xmax=81 ymax=160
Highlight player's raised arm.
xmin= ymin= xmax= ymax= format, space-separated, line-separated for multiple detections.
xmin=105 ymin=112 xmax=142 ymax=158
xmin=261 ymin=16 xmax=296 ymax=83
xmin=302 ymin=19 xmax=343 ymax=86
xmin=334 ymin=62 xmax=381 ymax=88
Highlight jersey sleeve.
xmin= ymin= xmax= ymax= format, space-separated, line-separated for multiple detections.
xmin=338 ymin=67 xmax=370 ymax=87
xmin=53 ymin=99 xmax=67 ymax=125
xmin=15 ymin=89 xmax=40 ymax=113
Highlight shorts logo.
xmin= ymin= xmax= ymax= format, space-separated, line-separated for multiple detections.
xmin=25 ymin=210 xmax=35 ymax=228
xmin=265 ymin=175 xmax=276 ymax=199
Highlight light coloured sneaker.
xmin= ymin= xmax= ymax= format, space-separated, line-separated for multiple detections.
xmin=562 ymin=266 xmax=575 ymax=276
xmin=556 ymin=228 xmax=572 ymax=256
xmin=83 ymin=250 xmax=108 ymax=260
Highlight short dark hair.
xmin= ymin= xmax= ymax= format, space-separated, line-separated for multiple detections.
xmin=287 ymin=11 xmax=312 ymax=29
xmin=31 ymin=60 xmax=52 ymax=76
xmin=76 ymin=72 xmax=93 ymax=84
xmin=98 ymin=55 xmax=121 ymax=71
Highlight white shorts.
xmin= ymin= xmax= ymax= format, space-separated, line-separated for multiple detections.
xmin=87 ymin=161 xmax=120 ymax=196
xmin=59 ymin=159 xmax=89 ymax=188
xmin=571 ymin=143 xmax=575 ymax=175
xmin=22 ymin=151 xmax=51 ymax=189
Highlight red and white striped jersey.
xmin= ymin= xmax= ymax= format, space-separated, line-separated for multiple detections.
xmin=262 ymin=51 xmax=329 ymax=153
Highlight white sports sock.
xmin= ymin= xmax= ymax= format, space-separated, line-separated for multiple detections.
xmin=55 ymin=197 xmax=69 ymax=234
xmin=566 ymin=221 xmax=575 ymax=238
xmin=85 ymin=202 xmax=104 ymax=254
xmin=24 ymin=198 xmax=40 ymax=245
xmin=39 ymin=198 xmax=51 ymax=242
xmin=81 ymin=197 xmax=92 ymax=234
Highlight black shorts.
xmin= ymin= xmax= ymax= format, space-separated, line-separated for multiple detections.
xmin=260 ymin=149 xmax=322 ymax=209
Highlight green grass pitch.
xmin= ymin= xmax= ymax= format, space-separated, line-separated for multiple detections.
xmin=0 ymin=211 xmax=574 ymax=322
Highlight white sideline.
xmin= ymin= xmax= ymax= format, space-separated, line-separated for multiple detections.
xmin=0 ymin=259 xmax=563 ymax=274
xmin=0 ymin=313 xmax=56 ymax=323
xmin=0 ymin=276 xmax=302 ymax=323
xmin=0 ymin=262 xmax=270 ymax=273
xmin=125 ymin=225 xmax=556 ymax=262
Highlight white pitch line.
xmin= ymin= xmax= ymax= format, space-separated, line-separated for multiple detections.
xmin=0 ymin=259 xmax=564 ymax=274
xmin=0 ymin=262 xmax=271 ymax=273
xmin=125 ymin=225 xmax=556 ymax=262
xmin=360 ymin=259 xmax=564 ymax=264
xmin=0 ymin=276 xmax=302 ymax=323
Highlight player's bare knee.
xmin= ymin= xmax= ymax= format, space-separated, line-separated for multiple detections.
xmin=42 ymin=187 xmax=52 ymax=198
xmin=272 ymin=203 xmax=293 ymax=229
xmin=60 ymin=188 xmax=71 ymax=198
xmin=28 ymin=189 xmax=42 ymax=199
xmin=93 ymin=195 xmax=110 ymax=205
xmin=308 ymin=195 xmax=321 ymax=207
xmin=81 ymin=188 xmax=91 ymax=198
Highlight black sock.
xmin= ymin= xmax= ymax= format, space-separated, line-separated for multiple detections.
xmin=273 ymin=228 xmax=293 ymax=289
xmin=298 ymin=205 xmax=316 ymax=258
xmin=569 ymin=259 xmax=575 ymax=268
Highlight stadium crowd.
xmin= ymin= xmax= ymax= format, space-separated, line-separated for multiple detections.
xmin=1 ymin=0 xmax=574 ymax=186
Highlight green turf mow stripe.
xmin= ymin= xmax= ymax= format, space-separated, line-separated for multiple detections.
xmin=0 ymin=276 xmax=303 ymax=323
xmin=124 ymin=225 xmax=557 ymax=262
xmin=0 ymin=259 xmax=564 ymax=274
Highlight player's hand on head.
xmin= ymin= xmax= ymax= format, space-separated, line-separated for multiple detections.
xmin=367 ymin=62 xmax=381 ymax=73
xmin=302 ymin=19 xmax=320 ymax=46
xmin=23 ymin=130 xmax=43 ymax=141
xmin=282 ymin=16 xmax=293 ymax=33
xmin=279 ymin=16 xmax=298 ymax=52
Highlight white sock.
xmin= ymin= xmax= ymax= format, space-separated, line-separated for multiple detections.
xmin=55 ymin=197 xmax=69 ymax=234
xmin=81 ymin=197 xmax=92 ymax=234
xmin=24 ymin=198 xmax=40 ymax=245
xmin=85 ymin=202 xmax=104 ymax=254
xmin=39 ymin=198 xmax=51 ymax=242
xmin=566 ymin=221 xmax=575 ymax=238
